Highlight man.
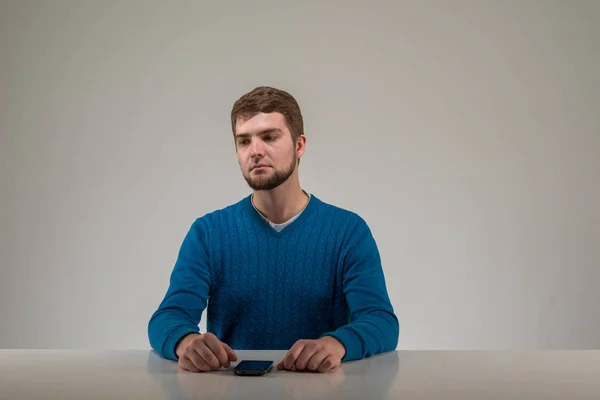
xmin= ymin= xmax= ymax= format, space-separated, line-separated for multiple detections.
xmin=148 ymin=86 xmax=399 ymax=373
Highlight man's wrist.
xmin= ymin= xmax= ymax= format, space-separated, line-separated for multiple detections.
xmin=175 ymin=333 xmax=200 ymax=358
xmin=320 ymin=335 xmax=347 ymax=359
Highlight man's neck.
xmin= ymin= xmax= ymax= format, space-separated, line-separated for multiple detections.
xmin=252 ymin=182 xmax=309 ymax=224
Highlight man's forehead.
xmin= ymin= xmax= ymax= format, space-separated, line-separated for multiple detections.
xmin=235 ymin=113 xmax=287 ymax=135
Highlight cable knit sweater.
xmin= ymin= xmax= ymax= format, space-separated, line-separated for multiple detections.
xmin=148 ymin=194 xmax=399 ymax=361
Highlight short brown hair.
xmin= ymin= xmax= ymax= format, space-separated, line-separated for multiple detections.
xmin=230 ymin=86 xmax=304 ymax=142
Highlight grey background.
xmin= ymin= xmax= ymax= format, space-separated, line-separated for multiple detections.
xmin=1 ymin=0 xmax=599 ymax=350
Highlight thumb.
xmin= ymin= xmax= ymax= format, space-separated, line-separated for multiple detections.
xmin=277 ymin=360 xmax=285 ymax=370
xmin=221 ymin=342 xmax=238 ymax=361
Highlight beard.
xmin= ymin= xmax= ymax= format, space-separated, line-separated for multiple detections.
xmin=244 ymin=155 xmax=297 ymax=191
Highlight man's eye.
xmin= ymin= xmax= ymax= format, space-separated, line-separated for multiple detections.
xmin=239 ymin=139 xmax=249 ymax=145
xmin=265 ymin=136 xmax=274 ymax=141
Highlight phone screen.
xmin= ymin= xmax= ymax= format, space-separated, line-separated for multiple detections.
xmin=235 ymin=360 xmax=273 ymax=371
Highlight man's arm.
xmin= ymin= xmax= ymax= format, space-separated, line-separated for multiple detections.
xmin=321 ymin=215 xmax=399 ymax=362
xmin=148 ymin=218 xmax=211 ymax=361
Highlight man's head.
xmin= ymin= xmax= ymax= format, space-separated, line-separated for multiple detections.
xmin=231 ymin=86 xmax=306 ymax=191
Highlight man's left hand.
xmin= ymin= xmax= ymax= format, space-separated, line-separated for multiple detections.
xmin=277 ymin=336 xmax=346 ymax=373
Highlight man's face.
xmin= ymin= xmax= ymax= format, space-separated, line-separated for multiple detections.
xmin=234 ymin=112 xmax=302 ymax=191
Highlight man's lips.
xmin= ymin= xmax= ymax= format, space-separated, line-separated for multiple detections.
xmin=252 ymin=165 xmax=270 ymax=170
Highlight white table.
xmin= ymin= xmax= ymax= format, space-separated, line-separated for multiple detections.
xmin=1 ymin=349 xmax=599 ymax=399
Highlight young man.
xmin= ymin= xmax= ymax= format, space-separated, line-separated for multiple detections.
xmin=148 ymin=86 xmax=399 ymax=373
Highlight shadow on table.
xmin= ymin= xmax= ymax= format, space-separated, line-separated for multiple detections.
xmin=146 ymin=350 xmax=239 ymax=399
xmin=147 ymin=350 xmax=399 ymax=399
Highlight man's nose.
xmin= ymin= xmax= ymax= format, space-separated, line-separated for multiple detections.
xmin=250 ymin=137 xmax=265 ymax=157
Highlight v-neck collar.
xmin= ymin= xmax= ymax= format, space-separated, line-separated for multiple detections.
xmin=244 ymin=192 xmax=319 ymax=238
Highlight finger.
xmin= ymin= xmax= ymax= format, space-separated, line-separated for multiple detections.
xmin=282 ymin=340 xmax=304 ymax=370
xmin=318 ymin=354 xmax=339 ymax=373
xmin=221 ymin=342 xmax=238 ymax=362
xmin=295 ymin=344 xmax=321 ymax=371
xmin=277 ymin=360 xmax=294 ymax=370
xmin=205 ymin=338 xmax=231 ymax=368
xmin=283 ymin=341 xmax=306 ymax=370
xmin=187 ymin=347 xmax=212 ymax=372
xmin=196 ymin=342 xmax=222 ymax=370
xmin=306 ymin=350 xmax=329 ymax=372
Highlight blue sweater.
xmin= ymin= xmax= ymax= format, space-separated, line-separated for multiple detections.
xmin=148 ymin=194 xmax=399 ymax=362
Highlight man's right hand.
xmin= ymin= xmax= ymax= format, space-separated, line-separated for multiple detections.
xmin=175 ymin=332 xmax=238 ymax=372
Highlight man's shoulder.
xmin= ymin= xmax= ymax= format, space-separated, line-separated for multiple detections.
xmin=312 ymin=195 xmax=368 ymax=228
xmin=189 ymin=195 xmax=250 ymax=227
xmin=313 ymin=196 xmax=379 ymax=249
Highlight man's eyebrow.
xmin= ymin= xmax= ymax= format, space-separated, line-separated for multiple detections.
xmin=235 ymin=128 xmax=282 ymax=138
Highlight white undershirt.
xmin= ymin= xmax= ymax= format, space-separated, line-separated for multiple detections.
xmin=252 ymin=191 xmax=312 ymax=232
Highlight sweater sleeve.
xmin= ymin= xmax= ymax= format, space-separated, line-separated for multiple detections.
xmin=148 ymin=218 xmax=211 ymax=361
xmin=321 ymin=215 xmax=399 ymax=362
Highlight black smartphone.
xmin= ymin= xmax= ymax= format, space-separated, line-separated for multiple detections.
xmin=234 ymin=360 xmax=273 ymax=376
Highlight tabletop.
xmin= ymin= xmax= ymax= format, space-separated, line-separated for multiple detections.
xmin=1 ymin=349 xmax=599 ymax=399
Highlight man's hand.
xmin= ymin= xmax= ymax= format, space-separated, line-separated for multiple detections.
xmin=277 ymin=336 xmax=346 ymax=373
xmin=176 ymin=332 xmax=238 ymax=372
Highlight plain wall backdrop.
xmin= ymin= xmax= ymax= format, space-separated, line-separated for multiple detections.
xmin=1 ymin=0 xmax=599 ymax=350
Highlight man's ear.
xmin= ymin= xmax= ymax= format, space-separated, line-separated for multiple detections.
xmin=296 ymin=134 xmax=306 ymax=159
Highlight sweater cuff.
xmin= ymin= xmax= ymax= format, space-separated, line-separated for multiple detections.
xmin=163 ymin=325 xmax=200 ymax=361
xmin=320 ymin=328 xmax=362 ymax=362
